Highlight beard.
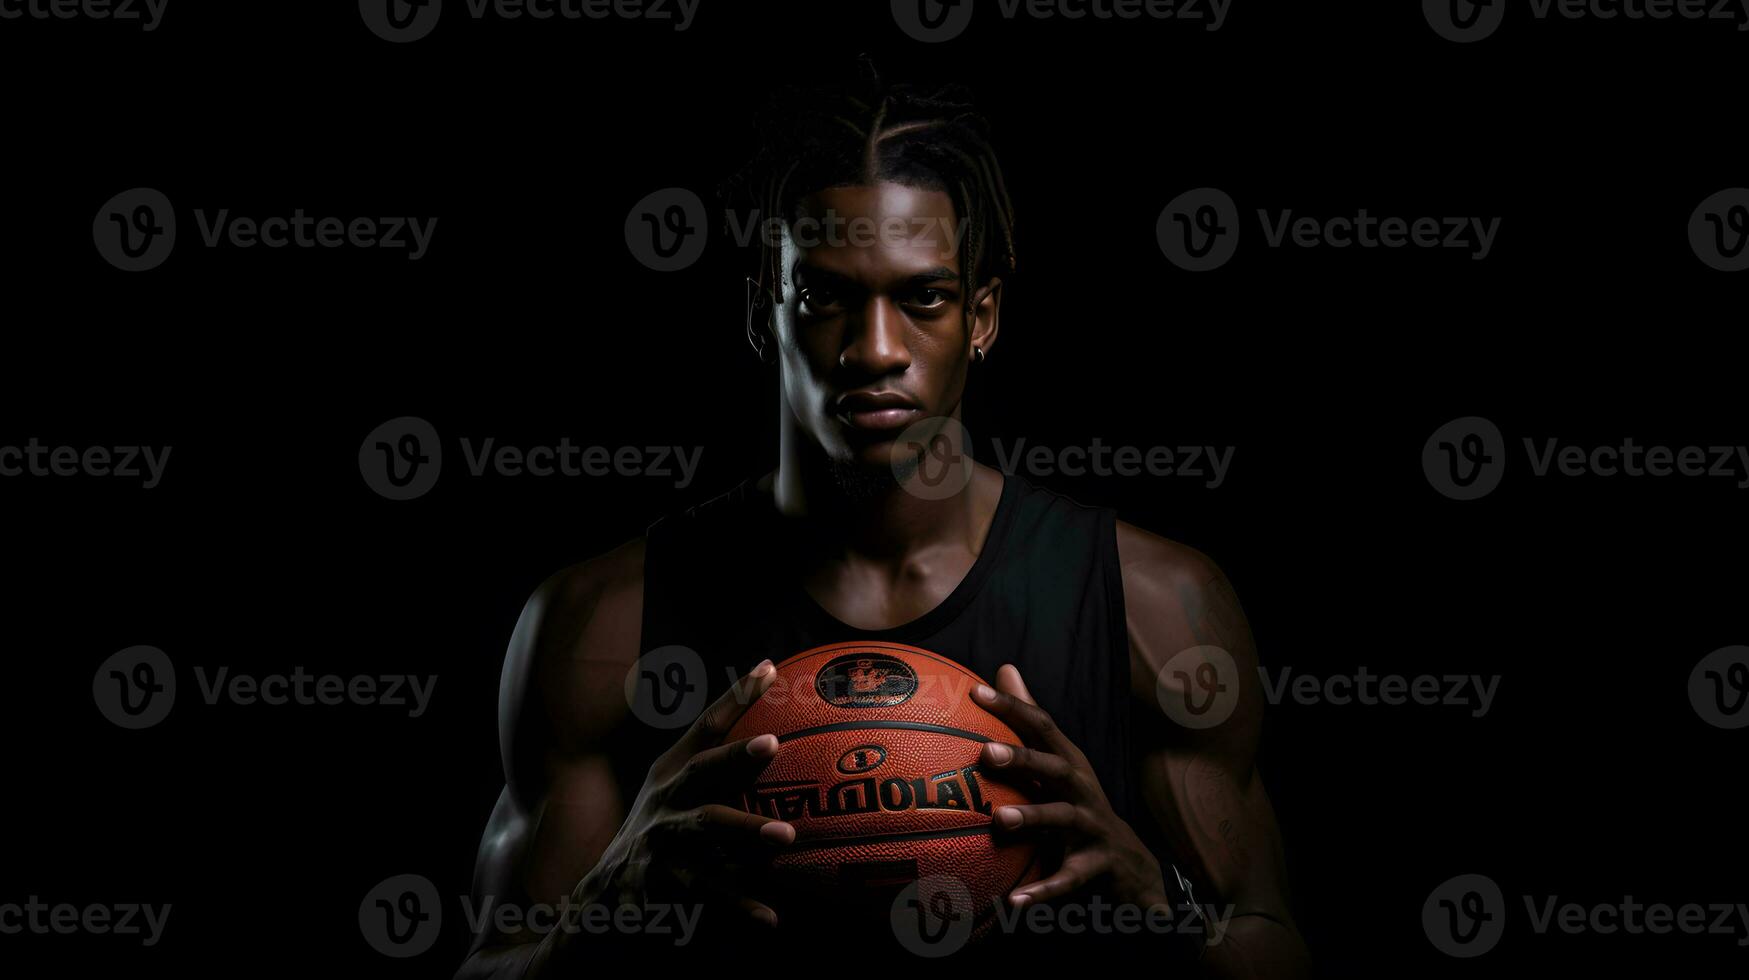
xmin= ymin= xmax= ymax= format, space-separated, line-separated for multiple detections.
xmin=824 ymin=439 xmax=925 ymax=503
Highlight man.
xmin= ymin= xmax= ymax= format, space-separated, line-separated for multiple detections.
xmin=458 ymin=72 xmax=1308 ymax=975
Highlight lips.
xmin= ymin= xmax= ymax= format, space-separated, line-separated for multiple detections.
xmin=835 ymin=392 xmax=924 ymax=433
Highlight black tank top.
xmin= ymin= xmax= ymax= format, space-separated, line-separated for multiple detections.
xmin=636 ymin=472 xmax=1143 ymax=833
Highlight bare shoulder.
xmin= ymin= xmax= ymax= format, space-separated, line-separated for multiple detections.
xmin=498 ymin=538 xmax=645 ymax=798
xmin=1113 ymin=520 xmax=1255 ymax=701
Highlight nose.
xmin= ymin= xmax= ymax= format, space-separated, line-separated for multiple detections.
xmin=838 ymin=297 xmax=912 ymax=377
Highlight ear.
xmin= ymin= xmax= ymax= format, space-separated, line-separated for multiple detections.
xmin=968 ymin=276 xmax=1002 ymax=361
xmin=745 ymin=278 xmax=777 ymax=363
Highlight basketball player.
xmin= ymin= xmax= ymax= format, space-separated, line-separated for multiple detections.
xmin=457 ymin=73 xmax=1309 ymax=976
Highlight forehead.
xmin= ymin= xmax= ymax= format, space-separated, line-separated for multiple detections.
xmin=781 ymin=182 xmax=961 ymax=283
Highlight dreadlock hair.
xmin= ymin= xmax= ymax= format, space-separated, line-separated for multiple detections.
xmin=722 ymin=58 xmax=1018 ymax=324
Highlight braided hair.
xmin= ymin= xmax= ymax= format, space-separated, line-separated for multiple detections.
xmin=724 ymin=58 xmax=1018 ymax=320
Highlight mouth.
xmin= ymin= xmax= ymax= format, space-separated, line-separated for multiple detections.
xmin=834 ymin=392 xmax=925 ymax=434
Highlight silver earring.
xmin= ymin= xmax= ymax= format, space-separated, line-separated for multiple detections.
xmin=972 ymin=345 xmax=985 ymax=363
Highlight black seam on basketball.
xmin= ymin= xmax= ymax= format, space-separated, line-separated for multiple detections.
xmin=774 ymin=719 xmax=994 ymax=744
xmin=783 ymin=824 xmax=994 ymax=852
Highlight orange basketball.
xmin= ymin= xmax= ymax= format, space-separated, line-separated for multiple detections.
xmin=727 ymin=640 xmax=1041 ymax=939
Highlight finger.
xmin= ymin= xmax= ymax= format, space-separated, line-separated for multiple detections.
xmin=971 ymin=682 xmax=1091 ymax=768
xmin=652 ymin=804 xmax=795 ymax=855
xmin=1009 ymin=856 xmax=1106 ymax=907
xmin=979 ymin=742 xmax=1081 ymax=795
xmin=667 ymin=732 xmax=781 ymax=805
xmin=996 ymin=663 xmax=1036 ymax=705
xmin=991 ymin=801 xmax=1093 ymax=833
xmin=668 ymin=658 xmax=778 ymax=761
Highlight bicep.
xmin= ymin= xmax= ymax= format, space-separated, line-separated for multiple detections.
xmin=1118 ymin=524 xmax=1294 ymax=922
xmin=466 ymin=548 xmax=643 ymax=952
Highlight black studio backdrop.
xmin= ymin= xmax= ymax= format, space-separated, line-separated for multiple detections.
xmin=2 ymin=1 xmax=1745 ymax=977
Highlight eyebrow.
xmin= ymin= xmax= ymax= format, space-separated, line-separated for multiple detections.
xmin=790 ymin=263 xmax=962 ymax=288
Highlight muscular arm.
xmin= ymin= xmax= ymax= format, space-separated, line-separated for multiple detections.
xmin=457 ymin=538 xmax=645 ymax=979
xmin=1117 ymin=521 xmax=1310 ymax=978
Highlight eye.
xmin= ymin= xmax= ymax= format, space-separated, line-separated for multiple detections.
xmin=908 ymin=288 xmax=949 ymax=310
xmin=798 ymin=287 xmax=841 ymax=316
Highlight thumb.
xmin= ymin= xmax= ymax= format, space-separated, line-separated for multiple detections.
xmin=995 ymin=663 xmax=1036 ymax=705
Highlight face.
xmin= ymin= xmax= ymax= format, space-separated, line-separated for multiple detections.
xmin=766 ymin=181 xmax=1001 ymax=481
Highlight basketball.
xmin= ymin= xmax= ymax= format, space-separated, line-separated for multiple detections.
xmin=726 ymin=640 xmax=1041 ymax=938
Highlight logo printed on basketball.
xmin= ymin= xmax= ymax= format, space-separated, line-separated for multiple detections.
xmin=816 ymin=653 xmax=918 ymax=707
xmin=743 ymin=764 xmax=995 ymax=821
xmin=729 ymin=642 xmax=1041 ymax=942
xmin=837 ymin=743 xmax=889 ymax=774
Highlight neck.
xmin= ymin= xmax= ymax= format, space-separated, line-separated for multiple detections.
xmin=769 ymin=412 xmax=991 ymax=562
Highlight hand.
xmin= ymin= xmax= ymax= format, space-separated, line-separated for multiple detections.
xmin=538 ymin=659 xmax=792 ymax=968
xmin=973 ymin=664 xmax=1170 ymax=911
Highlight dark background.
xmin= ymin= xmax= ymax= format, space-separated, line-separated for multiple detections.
xmin=2 ymin=1 xmax=1744 ymax=976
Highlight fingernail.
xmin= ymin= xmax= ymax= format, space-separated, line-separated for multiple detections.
xmin=996 ymin=806 xmax=1022 ymax=828
xmin=974 ymin=684 xmax=995 ymax=703
xmin=752 ymin=659 xmax=774 ymax=678
xmin=748 ymin=734 xmax=778 ymax=755
xmin=1010 ymin=892 xmax=1031 ymax=908
xmin=985 ymin=743 xmax=1013 ymax=765
xmin=759 ymin=821 xmax=795 ymax=844
xmin=752 ymin=908 xmax=778 ymax=928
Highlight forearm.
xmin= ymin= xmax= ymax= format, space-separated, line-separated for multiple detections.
xmin=1198 ymin=912 xmax=1311 ymax=980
